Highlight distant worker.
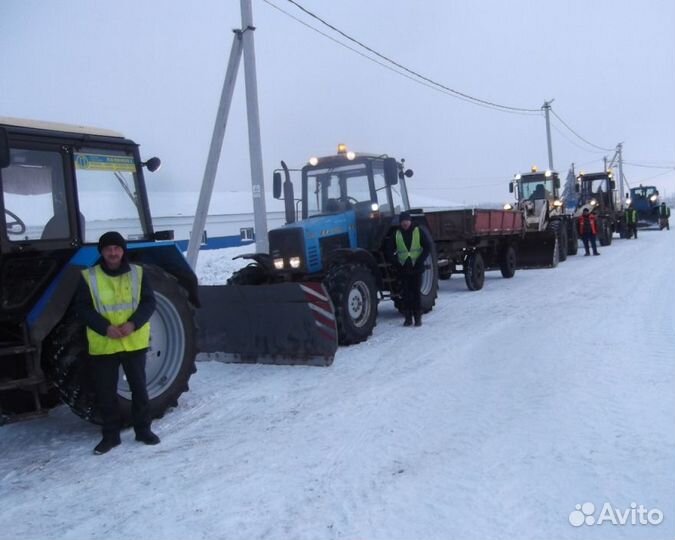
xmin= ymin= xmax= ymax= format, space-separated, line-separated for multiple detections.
xmin=578 ymin=208 xmax=600 ymax=256
xmin=393 ymin=211 xmax=430 ymax=327
xmin=659 ymin=202 xmax=670 ymax=231
xmin=76 ymin=231 xmax=160 ymax=455
xmin=624 ymin=204 xmax=638 ymax=239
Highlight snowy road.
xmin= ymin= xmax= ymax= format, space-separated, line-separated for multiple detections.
xmin=2 ymin=231 xmax=674 ymax=540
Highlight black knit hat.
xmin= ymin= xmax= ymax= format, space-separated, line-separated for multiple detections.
xmin=98 ymin=231 xmax=127 ymax=252
xmin=399 ymin=211 xmax=412 ymax=222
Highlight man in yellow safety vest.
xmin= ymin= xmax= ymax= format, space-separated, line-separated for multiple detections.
xmin=76 ymin=231 xmax=159 ymax=455
xmin=394 ymin=211 xmax=430 ymax=326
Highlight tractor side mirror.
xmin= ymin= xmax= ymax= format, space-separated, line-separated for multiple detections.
xmin=575 ymin=184 xmax=580 ymax=193
xmin=508 ymin=182 xmax=514 ymax=193
xmin=0 ymin=128 xmax=9 ymax=168
xmin=383 ymin=158 xmax=399 ymax=185
xmin=610 ymin=180 xmax=616 ymax=190
xmin=143 ymin=157 xmax=161 ymax=172
xmin=554 ymin=177 xmax=561 ymax=189
xmin=273 ymin=171 xmax=282 ymax=199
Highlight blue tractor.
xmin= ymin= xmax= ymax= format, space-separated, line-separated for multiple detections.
xmin=0 ymin=118 xmax=203 ymax=424
xmin=228 ymin=145 xmax=439 ymax=345
xmin=628 ymin=184 xmax=661 ymax=227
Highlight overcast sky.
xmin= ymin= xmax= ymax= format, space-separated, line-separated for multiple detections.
xmin=2 ymin=0 xmax=674 ymax=205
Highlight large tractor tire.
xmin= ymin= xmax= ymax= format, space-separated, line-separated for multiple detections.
xmin=227 ymin=263 xmax=270 ymax=285
xmin=44 ymin=264 xmax=198 ymax=425
xmin=464 ymin=251 xmax=485 ymax=291
xmin=598 ymin=218 xmax=612 ymax=246
xmin=558 ymin=223 xmax=568 ymax=262
xmin=500 ymin=245 xmax=517 ymax=278
xmin=567 ymin=221 xmax=579 ymax=255
xmin=325 ymin=263 xmax=378 ymax=345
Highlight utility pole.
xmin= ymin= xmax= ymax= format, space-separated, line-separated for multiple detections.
xmin=186 ymin=30 xmax=243 ymax=269
xmin=241 ymin=0 xmax=268 ymax=253
xmin=542 ymin=100 xmax=554 ymax=171
xmin=186 ymin=0 xmax=268 ymax=268
xmin=617 ymin=142 xmax=625 ymax=198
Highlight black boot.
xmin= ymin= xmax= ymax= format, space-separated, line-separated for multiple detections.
xmin=94 ymin=436 xmax=121 ymax=455
xmin=135 ymin=429 xmax=161 ymax=445
xmin=403 ymin=311 xmax=412 ymax=326
xmin=414 ymin=311 xmax=422 ymax=327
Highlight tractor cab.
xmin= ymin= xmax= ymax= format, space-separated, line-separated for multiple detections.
xmin=575 ymin=171 xmax=620 ymax=215
xmin=267 ymin=145 xmax=413 ymax=277
xmin=509 ymin=167 xmax=563 ymax=229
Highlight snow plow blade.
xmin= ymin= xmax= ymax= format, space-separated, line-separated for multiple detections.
xmin=196 ymin=282 xmax=337 ymax=366
xmin=516 ymin=232 xmax=559 ymax=269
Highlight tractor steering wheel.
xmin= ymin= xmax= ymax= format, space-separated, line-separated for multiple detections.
xmin=5 ymin=209 xmax=26 ymax=235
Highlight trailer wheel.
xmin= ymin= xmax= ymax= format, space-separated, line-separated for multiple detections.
xmin=325 ymin=263 xmax=378 ymax=345
xmin=500 ymin=246 xmax=517 ymax=278
xmin=464 ymin=252 xmax=485 ymax=291
xmin=44 ymin=264 xmax=198 ymax=425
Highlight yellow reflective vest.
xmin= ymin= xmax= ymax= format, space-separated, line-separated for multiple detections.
xmin=395 ymin=227 xmax=422 ymax=265
xmin=81 ymin=264 xmax=151 ymax=355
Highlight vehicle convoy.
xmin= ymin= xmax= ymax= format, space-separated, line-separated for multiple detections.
xmin=574 ymin=170 xmax=625 ymax=244
xmin=506 ymin=166 xmax=578 ymax=267
xmin=628 ymin=184 xmax=661 ymax=227
xmin=228 ymin=145 xmax=524 ymax=345
xmin=0 ymin=118 xmax=337 ymax=425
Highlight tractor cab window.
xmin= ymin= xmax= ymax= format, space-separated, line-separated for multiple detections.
xmin=74 ymin=149 xmax=146 ymax=243
xmin=304 ymin=162 xmax=373 ymax=217
xmin=519 ymin=175 xmax=554 ymax=200
xmin=582 ymin=178 xmax=607 ymax=195
xmin=1 ymin=148 xmax=70 ymax=241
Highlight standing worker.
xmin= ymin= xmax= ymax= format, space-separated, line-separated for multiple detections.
xmin=393 ymin=211 xmax=430 ymax=326
xmin=578 ymin=208 xmax=600 ymax=256
xmin=659 ymin=202 xmax=670 ymax=230
xmin=625 ymin=204 xmax=638 ymax=239
xmin=76 ymin=231 xmax=160 ymax=455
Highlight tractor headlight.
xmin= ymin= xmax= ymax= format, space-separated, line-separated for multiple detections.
xmin=273 ymin=258 xmax=284 ymax=270
xmin=626 ymin=197 xmax=632 ymax=205
xmin=590 ymin=198 xmax=597 ymax=206
xmin=650 ymin=194 xmax=658 ymax=202
xmin=289 ymin=256 xmax=302 ymax=269
xmin=371 ymin=202 xmax=379 ymax=212
xmin=503 ymin=203 xmax=513 ymax=210
xmin=544 ymin=170 xmax=552 ymax=177
xmin=553 ymin=199 xmax=563 ymax=207
xmin=346 ymin=151 xmax=356 ymax=160
xmin=308 ymin=156 xmax=319 ymax=166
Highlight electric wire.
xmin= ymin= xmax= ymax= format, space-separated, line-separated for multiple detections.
xmin=549 ymin=108 xmax=614 ymax=152
xmin=265 ymin=0 xmax=541 ymax=115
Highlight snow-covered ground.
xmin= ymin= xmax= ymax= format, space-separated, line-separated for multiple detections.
xmin=2 ymin=231 xmax=674 ymax=540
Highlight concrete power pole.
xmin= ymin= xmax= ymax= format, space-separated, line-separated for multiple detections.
xmin=542 ymin=100 xmax=554 ymax=171
xmin=241 ymin=0 xmax=268 ymax=253
xmin=617 ymin=142 xmax=625 ymax=198
xmin=186 ymin=0 xmax=269 ymax=268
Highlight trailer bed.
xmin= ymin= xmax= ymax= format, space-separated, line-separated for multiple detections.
xmin=424 ymin=208 xmax=524 ymax=241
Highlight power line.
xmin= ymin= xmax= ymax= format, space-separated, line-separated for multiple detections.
xmin=622 ymin=160 xmax=675 ymax=170
xmin=549 ymin=107 xmax=614 ymax=152
xmin=267 ymin=0 xmax=541 ymax=115
xmin=550 ymin=120 xmax=608 ymax=155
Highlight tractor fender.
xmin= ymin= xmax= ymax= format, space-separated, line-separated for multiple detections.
xmin=126 ymin=243 xmax=200 ymax=308
xmin=326 ymin=248 xmax=381 ymax=289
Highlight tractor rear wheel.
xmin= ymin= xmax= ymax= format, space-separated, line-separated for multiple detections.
xmin=568 ymin=221 xmax=579 ymax=255
xmin=325 ymin=263 xmax=378 ymax=345
xmin=44 ymin=264 xmax=198 ymax=425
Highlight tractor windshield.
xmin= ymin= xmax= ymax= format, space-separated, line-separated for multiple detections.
xmin=519 ymin=174 xmax=555 ymax=200
xmin=74 ymin=149 xmax=146 ymax=243
xmin=303 ymin=162 xmax=374 ymax=217
xmin=581 ymin=177 xmax=608 ymax=196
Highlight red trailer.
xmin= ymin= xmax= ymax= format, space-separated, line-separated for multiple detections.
xmin=421 ymin=208 xmax=525 ymax=290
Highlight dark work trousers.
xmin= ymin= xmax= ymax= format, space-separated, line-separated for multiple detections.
xmin=581 ymin=233 xmax=598 ymax=254
xmin=628 ymin=224 xmax=638 ymax=238
xmin=400 ymin=272 xmax=422 ymax=315
xmin=89 ymin=350 xmax=151 ymax=440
